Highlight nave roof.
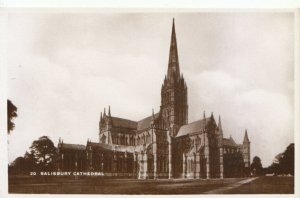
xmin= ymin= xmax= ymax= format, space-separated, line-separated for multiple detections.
xmin=176 ymin=118 xmax=211 ymax=137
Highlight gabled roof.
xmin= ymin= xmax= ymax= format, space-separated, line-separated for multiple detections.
xmin=61 ymin=143 xmax=86 ymax=150
xmin=88 ymin=142 xmax=114 ymax=150
xmin=88 ymin=142 xmax=149 ymax=153
xmin=137 ymin=113 xmax=159 ymax=131
xmin=111 ymin=116 xmax=137 ymax=129
xmin=223 ymin=137 xmax=237 ymax=147
xmin=176 ymin=118 xmax=209 ymax=137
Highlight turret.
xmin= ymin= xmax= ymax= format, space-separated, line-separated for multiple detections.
xmin=217 ymin=115 xmax=223 ymax=147
xmin=242 ymin=129 xmax=251 ymax=168
xmin=103 ymin=108 xmax=106 ymax=117
xmin=108 ymin=105 xmax=111 ymax=117
xmin=151 ymin=109 xmax=155 ymax=126
xmin=218 ymin=115 xmax=223 ymax=134
xmin=218 ymin=115 xmax=224 ymax=178
xmin=107 ymin=106 xmax=112 ymax=129
xmin=243 ymin=129 xmax=250 ymax=144
xmin=99 ymin=112 xmax=103 ymax=132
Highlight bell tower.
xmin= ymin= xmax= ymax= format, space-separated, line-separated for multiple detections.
xmin=160 ymin=19 xmax=188 ymax=137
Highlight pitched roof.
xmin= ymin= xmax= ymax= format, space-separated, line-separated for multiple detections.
xmin=137 ymin=113 xmax=159 ymax=131
xmin=223 ymin=137 xmax=237 ymax=147
xmin=61 ymin=143 xmax=86 ymax=150
xmin=88 ymin=142 xmax=149 ymax=153
xmin=88 ymin=142 xmax=114 ymax=150
xmin=176 ymin=118 xmax=209 ymax=137
xmin=111 ymin=117 xmax=137 ymax=129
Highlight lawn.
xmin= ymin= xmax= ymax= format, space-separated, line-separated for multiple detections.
xmin=225 ymin=176 xmax=294 ymax=194
xmin=8 ymin=175 xmax=294 ymax=194
xmin=9 ymin=176 xmax=242 ymax=194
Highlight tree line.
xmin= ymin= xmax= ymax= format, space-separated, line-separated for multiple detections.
xmin=250 ymin=143 xmax=294 ymax=176
xmin=9 ymin=136 xmax=58 ymax=174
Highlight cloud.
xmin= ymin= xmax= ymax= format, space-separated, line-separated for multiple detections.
xmin=186 ymin=70 xmax=293 ymax=166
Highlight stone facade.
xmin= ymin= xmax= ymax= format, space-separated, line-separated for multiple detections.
xmin=57 ymin=19 xmax=251 ymax=179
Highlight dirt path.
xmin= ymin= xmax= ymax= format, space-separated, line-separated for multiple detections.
xmin=204 ymin=177 xmax=258 ymax=194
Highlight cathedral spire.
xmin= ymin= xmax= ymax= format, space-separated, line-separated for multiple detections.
xmin=167 ymin=18 xmax=180 ymax=81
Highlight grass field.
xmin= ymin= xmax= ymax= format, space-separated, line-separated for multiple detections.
xmin=8 ymin=175 xmax=294 ymax=194
xmin=225 ymin=176 xmax=294 ymax=194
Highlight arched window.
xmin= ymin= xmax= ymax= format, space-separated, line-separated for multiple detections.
xmin=146 ymin=133 xmax=151 ymax=143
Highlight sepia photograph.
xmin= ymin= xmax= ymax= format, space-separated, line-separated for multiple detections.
xmin=4 ymin=10 xmax=296 ymax=195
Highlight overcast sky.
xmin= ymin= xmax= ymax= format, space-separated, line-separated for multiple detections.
xmin=7 ymin=11 xmax=294 ymax=167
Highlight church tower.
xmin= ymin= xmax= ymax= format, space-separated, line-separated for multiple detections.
xmin=160 ymin=19 xmax=188 ymax=137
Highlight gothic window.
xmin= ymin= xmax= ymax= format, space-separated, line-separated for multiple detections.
xmin=101 ymin=135 xmax=107 ymax=143
xmin=197 ymin=137 xmax=201 ymax=145
xmin=146 ymin=133 xmax=151 ymax=143
xmin=162 ymin=157 xmax=165 ymax=172
xmin=137 ymin=137 xmax=140 ymax=145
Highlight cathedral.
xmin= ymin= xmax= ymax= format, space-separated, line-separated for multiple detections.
xmin=57 ymin=19 xmax=251 ymax=179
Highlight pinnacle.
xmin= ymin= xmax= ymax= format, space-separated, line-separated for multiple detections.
xmin=243 ymin=129 xmax=250 ymax=143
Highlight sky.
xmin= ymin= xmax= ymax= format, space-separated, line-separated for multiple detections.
xmin=7 ymin=11 xmax=294 ymax=167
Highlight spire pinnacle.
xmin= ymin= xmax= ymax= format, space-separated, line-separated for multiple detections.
xmin=243 ymin=129 xmax=250 ymax=143
xmin=103 ymin=108 xmax=106 ymax=116
xmin=167 ymin=18 xmax=180 ymax=81
xmin=218 ymin=115 xmax=222 ymax=131
xmin=108 ymin=105 xmax=111 ymax=117
xmin=151 ymin=108 xmax=155 ymax=122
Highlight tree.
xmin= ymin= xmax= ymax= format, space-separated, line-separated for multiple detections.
xmin=279 ymin=143 xmax=294 ymax=175
xmin=269 ymin=153 xmax=283 ymax=175
xmin=7 ymin=99 xmax=18 ymax=134
xmin=9 ymin=156 xmax=26 ymax=174
xmin=266 ymin=143 xmax=294 ymax=176
xmin=27 ymin=136 xmax=57 ymax=171
xmin=250 ymin=156 xmax=263 ymax=176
